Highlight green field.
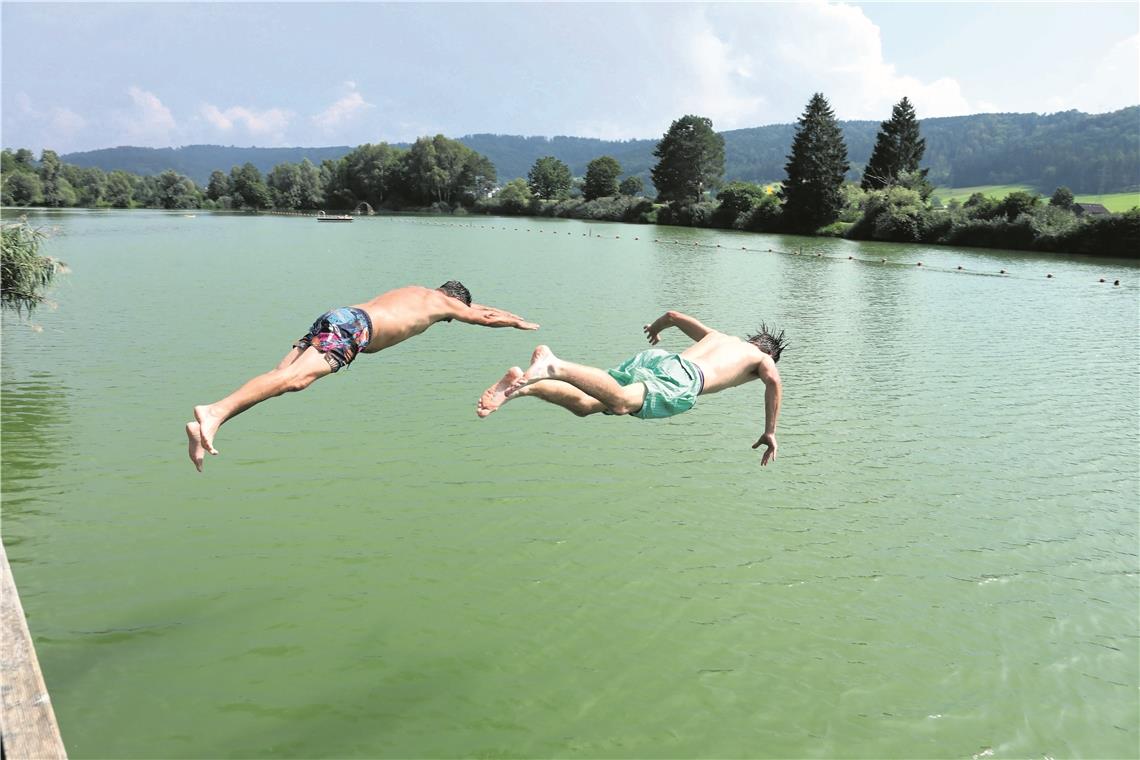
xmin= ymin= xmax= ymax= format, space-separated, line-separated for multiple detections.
xmin=931 ymin=184 xmax=1140 ymax=212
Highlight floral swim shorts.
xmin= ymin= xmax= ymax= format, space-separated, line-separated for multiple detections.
xmin=293 ymin=307 xmax=373 ymax=372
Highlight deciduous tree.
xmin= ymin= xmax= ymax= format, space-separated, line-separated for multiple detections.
xmin=496 ymin=178 xmax=533 ymax=213
xmin=583 ymin=156 xmax=621 ymax=200
xmin=206 ymin=170 xmax=231 ymax=201
xmin=106 ymin=171 xmax=135 ymax=208
xmin=650 ymin=115 xmax=725 ymax=203
xmin=618 ymin=176 xmax=644 ymax=197
xmin=1049 ymin=186 xmax=1075 ymax=209
xmin=156 ymin=170 xmax=200 ymax=209
xmin=527 ymin=156 xmax=573 ymax=200
xmin=297 ymin=159 xmax=324 ymax=209
xmin=2 ymin=172 xmax=43 ymax=206
xmin=229 ymin=163 xmax=271 ymax=209
xmin=38 ymin=150 xmax=77 ymax=207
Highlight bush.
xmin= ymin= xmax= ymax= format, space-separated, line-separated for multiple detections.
xmin=658 ymin=201 xmax=719 ymax=228
xmin=917 ymin=208 xmax=956 ymax=242
xmin=741 ymin=194 xmax=782 ymax=232
xmin=817 ymin=221 xmax=851 ymax=237
xmin=1053 ymin=209 xmax=1140 ymax=257
xmin=872 ymin=209 xmax=920 ymax=242
xmin=1 ymin=221 xmax=61 ymax=315
xmin=847 ymin=186 xmax=924 ymax=241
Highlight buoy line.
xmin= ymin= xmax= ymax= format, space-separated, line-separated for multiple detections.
xmin=382 ymin=218 xmax=1130 ymax=287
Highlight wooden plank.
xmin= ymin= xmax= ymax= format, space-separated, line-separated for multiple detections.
xmin=1 ymin=541 xmax=67 ymax=759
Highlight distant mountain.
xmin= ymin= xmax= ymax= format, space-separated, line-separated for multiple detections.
xmin=57 ymin=107 xmax=1138 ymax=194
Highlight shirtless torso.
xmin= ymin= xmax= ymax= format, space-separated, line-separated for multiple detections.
xmin=354 ymin=285 xmax=537 ymax=352
xmin=680 ymin=331 xmax=773 ymax=395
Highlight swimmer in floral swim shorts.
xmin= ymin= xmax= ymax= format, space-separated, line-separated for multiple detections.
xmin=185 ymin=282 xmax=538 ymax=471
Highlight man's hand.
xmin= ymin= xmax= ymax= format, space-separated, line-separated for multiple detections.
xmin=643 ymin=323 xmax=661 ymax=345
xmin=480 ymin=309 xmax=538 ymax=330
xmin=752 ymin=433 xmax=777 ymax=466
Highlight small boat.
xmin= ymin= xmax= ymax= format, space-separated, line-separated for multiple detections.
xmin=317 ymin=211 xmax=353 ymax=222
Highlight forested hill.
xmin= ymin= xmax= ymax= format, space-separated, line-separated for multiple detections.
xmin=59 ymin=107 xmax=1138 ymax=194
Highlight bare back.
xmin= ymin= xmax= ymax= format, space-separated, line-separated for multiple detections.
xmin=352 ymin=286 xmax=456 ymax=352
xmin=681 ymin=332 xmax=770 ymax=394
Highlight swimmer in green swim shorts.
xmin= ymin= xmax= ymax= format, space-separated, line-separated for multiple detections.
xmin=477 ymin=310 xmax=786 ymax=465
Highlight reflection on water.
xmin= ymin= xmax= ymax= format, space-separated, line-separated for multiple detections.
xmin=0 ymin=370 xmax=70 ymax=510
xmin=2 ymin=210 xmax=1137 ymax=758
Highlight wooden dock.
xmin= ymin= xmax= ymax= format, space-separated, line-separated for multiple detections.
xmin=1 ymin=542 xmax=67 ymax=759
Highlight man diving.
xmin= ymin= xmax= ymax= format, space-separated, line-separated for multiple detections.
xmin=477 ymin=310 xmax=785 ymax=465
xmin=186 ymin=281 xmax=537 ymax=471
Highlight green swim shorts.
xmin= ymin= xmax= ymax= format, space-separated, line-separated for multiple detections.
xmin=607 ymin=349 xmax=705 ymax=419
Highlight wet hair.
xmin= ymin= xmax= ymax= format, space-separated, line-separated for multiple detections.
xmin=438 ymin=280 xmax=472 ymax=306
xmin=746 ymin=324 xmax=788 ymax=363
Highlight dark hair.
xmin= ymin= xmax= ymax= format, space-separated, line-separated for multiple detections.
xmin=438 ymin=280 xmax=472 ymax=305
xmin=746 ymin=324 xmax=788 ymax=363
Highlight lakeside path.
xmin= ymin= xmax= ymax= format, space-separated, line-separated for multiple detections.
xmin=1 ymin=541 xmax=67 ymax=759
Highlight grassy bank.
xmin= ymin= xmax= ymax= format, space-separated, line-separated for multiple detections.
xmin=932 ymin=184 xmax=1140 ymax=212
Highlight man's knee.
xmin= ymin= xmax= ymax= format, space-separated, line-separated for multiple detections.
xmin=606 ymin=394 xmax=643 ymax=416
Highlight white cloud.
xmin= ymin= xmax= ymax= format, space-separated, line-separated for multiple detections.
xmin=1065 ymin=33 xmax=1139 ymax=113
xmin=676 ymin=19 xmax=767 ymax=130
xmin=49 ymin=106 xmax=87 ymax=137
xmin=645 ymin=2 xmax=975 ymax=132
xmin=199 ymin=102 xmax=293 ymax=144
xmin=7 ymin=92 xmax=89 ymax=152
xmin=312 ymin=82 xmax=373 ymax=133
xmin=114 ymin=86 xmax=177 ymax=146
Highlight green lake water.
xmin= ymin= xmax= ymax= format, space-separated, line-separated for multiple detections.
xmin=2 ymin=208 xmax=1137 ymax=759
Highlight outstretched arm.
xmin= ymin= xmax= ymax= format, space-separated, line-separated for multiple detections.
xmin=451 ymin=301 xmax=539 ymax=330
xmin=643 ymin=310 xmax=715 ymax=344
xmin=751 ymin=355 xmax=782 ymax=466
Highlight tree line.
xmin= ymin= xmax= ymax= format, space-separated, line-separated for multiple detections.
xmin=1 ymin=134 xmax=497 ymax=212
xmin=476 ymin=95 xmax=1136 ymax=258
xmin=3 ymin=96 xmax=1136 ymax=256
xmin=57 ymin=107 xmax=1139 ymax=194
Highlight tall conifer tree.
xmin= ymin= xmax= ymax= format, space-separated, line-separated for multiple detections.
xmin=780 ymin=93 xmax=849 ymax=232
xmin=861 ymin=96 xmax=926 ymax=190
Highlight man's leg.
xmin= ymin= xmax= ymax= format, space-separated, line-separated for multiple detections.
xmin=511 ymin=345 xmax=646 ymax=415
xmin=510 ymin=379 xmax=610 ymax=416
xmin=275 ymin=346 xmax=304 ymax=370
xmin=478 ymin=366 xmax=608 ymax=417
xmin=186 ymin=348 xmax=333 ymax=470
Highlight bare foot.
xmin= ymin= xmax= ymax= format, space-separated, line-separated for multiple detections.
xmin=508 ymin=345 xmax=559 ymax=395
xmin=193 ymin=404 xmax=222 ymax=455
xmin=185 ymin=421 xmax=206 ymax=472
xmin=477 ymin=367 xmax=524 ymax=418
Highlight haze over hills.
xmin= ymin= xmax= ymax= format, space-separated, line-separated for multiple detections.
xmin=56 ymin=107 xmax=1139 ymax=195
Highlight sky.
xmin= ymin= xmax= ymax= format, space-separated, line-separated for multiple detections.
xmin=2 ymin=1 xmax=1137 ymax=154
